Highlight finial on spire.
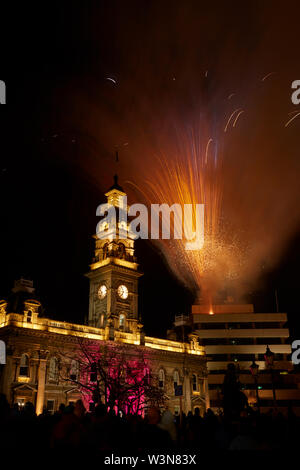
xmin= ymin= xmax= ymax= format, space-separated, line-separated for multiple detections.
xmin=108 ymin=173 xmax=125 ymax=193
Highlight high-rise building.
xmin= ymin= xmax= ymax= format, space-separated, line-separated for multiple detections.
xmin=191 ymin=301 xmax=300 ymax=414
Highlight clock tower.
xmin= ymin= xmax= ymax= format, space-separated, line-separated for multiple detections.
xmin=86 ymin=176 xmax=143 ymax=337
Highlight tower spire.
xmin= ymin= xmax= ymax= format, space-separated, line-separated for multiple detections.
xmin=108 ymin=173 xmax=125 ymax=193
xmin=113 ymin=148 xmax=121 ymax=190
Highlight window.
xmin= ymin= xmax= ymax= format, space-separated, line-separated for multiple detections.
xmin=192 ymin=374 xmax=197 ymax=392
xmin=254 ymin=322 xmax=281 ymax=329
xmin=70 ymin=360 xmax=79 ymax=381
xmin=173 ymin=371 xmax=179 ymax=387
xmin=256 ymin=338 xmax=283 ymax=345
xmin=227 ymin=322 xmax=253 ymax=329
xmin=210 ymin=354 xmax=228 ymax=361
xmin=200 ymin=323 xmax=225 ymax=330
xmin=231 ymin=354 xmax=255 ymax=361
xmin=49 ymin=357 xmax=58 ymax=382
xmin=102 ymin=243 xmax=109 ymax=259
xmin=258 ymin=353 xmax=285 ymax=361
xmin=46 ymin=400 xmax=55 ymax=414
xmin=158 ymin=369 xmax=165 ymax=388
xmin=228 ymin=323 xmax=241 ymax=329
xmin=118 ymin=243 xmax=126 ymax=258
xmin=119 ymin=314 xmax=125 ymax=329
xmin=90 ymin=362 xmax=97 ymax=382
xmin=19 ymin=354 xmax=29 ymax=377
xmin=27 ymin=310 xmax=32 ymax=323
xmin=203 ymin=338 xmax=229 ymax=345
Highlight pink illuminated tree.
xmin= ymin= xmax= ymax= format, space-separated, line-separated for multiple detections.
xmin=60 ymin=339 xmax=166 ymax=415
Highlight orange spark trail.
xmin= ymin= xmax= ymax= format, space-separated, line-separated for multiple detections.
xmin=130 ymin=126 xmax=244 ymax=303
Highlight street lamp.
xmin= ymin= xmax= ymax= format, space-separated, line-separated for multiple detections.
xmin=264 ymin=345 xmax=274 ymax=367
xmin=250 ymin=359 xmax=260 ymax=412
xmin=264 ymin=345 xmax=277 ymax=407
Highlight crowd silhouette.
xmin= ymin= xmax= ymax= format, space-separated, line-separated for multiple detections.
xmin=0 ymin=393 xmax=299 ymax=455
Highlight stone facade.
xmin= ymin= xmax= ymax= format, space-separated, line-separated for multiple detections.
xmin=0 ymin=297 xmax=208 ymax=415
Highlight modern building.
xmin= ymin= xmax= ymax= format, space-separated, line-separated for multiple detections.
xmin=0 ymin=177 xmax=209 ymax=416
xmin=190 ymin=301 xmax=300 ymax=414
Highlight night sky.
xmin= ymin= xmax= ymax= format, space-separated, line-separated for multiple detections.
xmin=0 ymin=1 xmax=299 ymax=339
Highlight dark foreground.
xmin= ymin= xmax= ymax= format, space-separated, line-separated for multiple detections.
xmin=0 ymin=394 xmax=299 ymax=460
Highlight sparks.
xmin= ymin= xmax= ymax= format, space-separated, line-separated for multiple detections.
xmin=205 ymin=138 xmax=213 ymax=164
xmin=232 ymin=110 xmax=244 ymax=128
xmin=224 ymin=109 xmax=242 ymax=132
xmin=130 ymin=120 xmax=245 ymax=304
xmin=105 ymin=77 xmax=117 ymax=84
xmin=261 ymin=72 xmax=275 ymax=81
xmin=285 ymin=112 xmax=300 ymax=127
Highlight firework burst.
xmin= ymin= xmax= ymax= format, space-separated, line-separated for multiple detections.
xmin=130 ymin=122 xmax=246 ymax=307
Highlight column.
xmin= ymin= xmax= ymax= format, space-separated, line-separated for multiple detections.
xmin=35 ymin=351 xmax=48 ymax=415
xmin=183 ymin=370 xmax=192 ymax=413
xmin=203 ymin=376 xmax=210 ymax=410
xmin=1 ymin=355 xmax=13 ymax=400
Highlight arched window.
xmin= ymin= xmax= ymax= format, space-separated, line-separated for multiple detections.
xmin=27 ymin=310 xmax=32 ymax=323
xmin=158 ymin=369 xmax=165 ymax=388
xmin=19 ymin=354 xmax=29 ymax=377
xmin=49 ymin=357 xmax=58 ymax=382
xmin=102 ymin=243 xmax=109 ymax=259
xmin=118 ymin=243 xmax=126 ymax=259
xmin=119 ymin=314 xmax=125 ymax=329
xmin=192 ymin=374 xmax=197 ymax=392
xmin=90 ymin=362 xmax=97 ymax=383
xmin=70 ymin=360 xmax=79 ymax=381
xmin=173 ymin=370 xmax=180 ymax=387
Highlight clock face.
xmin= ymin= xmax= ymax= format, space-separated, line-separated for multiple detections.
xmin=98 ymin=284 xmax=107 ymax=300
xmin=117 ymin=284 xmax=128 ymax=300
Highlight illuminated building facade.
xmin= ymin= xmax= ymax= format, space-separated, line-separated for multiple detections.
xmin=0 ymin=178 xmax=208 ymax=415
